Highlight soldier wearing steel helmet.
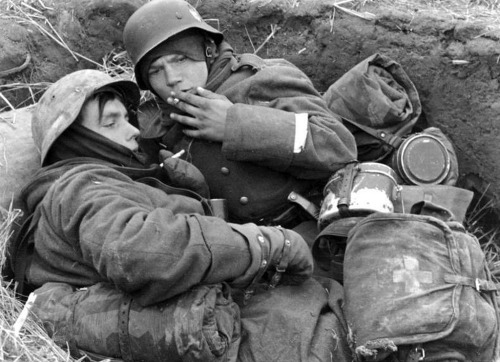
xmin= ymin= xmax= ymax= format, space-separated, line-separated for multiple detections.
xmin=16 ymin=69 xmax=352 ymax=361
xmin=123 ymin=0 xmax=357 ymax=241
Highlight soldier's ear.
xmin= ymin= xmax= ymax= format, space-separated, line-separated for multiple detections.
xmin=204 ymin=37 xmax=218 ymax=63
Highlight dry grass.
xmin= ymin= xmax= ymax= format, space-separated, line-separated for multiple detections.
xmin=464 ymin=190 xmax=500 ymax=281
xmin=0 ymin=207 xmax=77 ymax=362
xmin=356 ymin=0 xmax=500 ymax=16
xmin=337 ymin=0 xmax=500 ymax=34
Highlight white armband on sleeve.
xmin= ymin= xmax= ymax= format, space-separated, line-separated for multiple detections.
xmin=293 ymin=113 xmax=309 ymax=153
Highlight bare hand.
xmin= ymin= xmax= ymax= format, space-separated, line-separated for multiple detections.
xmin=167 ymin=87 xmax=233 ymax=142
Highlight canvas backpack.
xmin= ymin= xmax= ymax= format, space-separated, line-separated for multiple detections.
xmin=323 ymin=53 xmax=422 ymax=163
xmin=343 ymin=211 xmax=500 ymax=362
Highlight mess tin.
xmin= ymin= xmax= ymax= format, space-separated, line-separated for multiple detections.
xmin=318 ymin=162 xmax=401 ymax=229
xmin=390 ymin=132 xmax=451 ymax=185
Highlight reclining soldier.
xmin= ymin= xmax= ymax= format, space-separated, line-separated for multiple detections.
xmin=123 ymin=0 xmax=357 ymax=244
xmin=19 ymin=69 xmax=352 ymax=361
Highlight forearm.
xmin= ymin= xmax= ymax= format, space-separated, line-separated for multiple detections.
xmin=223 ymin=103 xmax=357 ymax=175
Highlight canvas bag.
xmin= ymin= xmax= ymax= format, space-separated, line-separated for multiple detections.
xmin=323 ymin=53 xmax=421 ymax=162
xmin=343 ymin=212 xmax=500 ymax=362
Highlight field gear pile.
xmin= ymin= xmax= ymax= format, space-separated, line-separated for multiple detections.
xmin=314 ymin=53 xmax=499 ymax=361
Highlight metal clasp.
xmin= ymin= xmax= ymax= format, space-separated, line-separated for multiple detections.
xmin=416 ymin=346 xmax=425 ymax=361
xmin=475 ymin=278 xmax=481 ymax=292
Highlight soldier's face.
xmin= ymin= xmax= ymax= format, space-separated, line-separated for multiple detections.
xmin=79 ymin=97 xmax=140 ymax=152
xmin=147 ymin=53 xmax=208 ymax=101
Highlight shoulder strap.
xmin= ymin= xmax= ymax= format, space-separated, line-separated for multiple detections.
xmin=231 ymin=53 xmax=267 ymax=72
xmin=342 ymin=116 xmax=405 ymax=149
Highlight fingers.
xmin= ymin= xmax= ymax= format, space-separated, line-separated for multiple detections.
xmin=167 ymin=94 xmax=201 ymax=119
xmin=168 ymin=87 xmax=220 ymax=107
xmin=167 ymin=90 xmax=200 ymax=108
xmin=193 ymin=87 xmax=219 ymax=99
xmin=159 ymin=149 xmax=174 ymax=162
xmin=169 ymin=111 xmax=199 ymax=129
xmin=168 ymin=112 xmax=206 ymax=139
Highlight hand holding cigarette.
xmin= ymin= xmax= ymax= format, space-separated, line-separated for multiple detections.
xmin=159 ymin=149 xmax=185 ymax=167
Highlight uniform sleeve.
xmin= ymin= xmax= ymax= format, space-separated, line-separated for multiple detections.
xmin=52 ymin=167 xmax=283 ymax=306
xmin=222 ymin=65 xmax=357 ymax=179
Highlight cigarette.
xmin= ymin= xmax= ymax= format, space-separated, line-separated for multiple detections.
xmin=172 ymin=149 xmax=185 ymax=158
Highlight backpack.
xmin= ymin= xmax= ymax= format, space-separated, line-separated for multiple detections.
xmin=323 ymin=53 xmax=422 ymax=163
xmin=343 ymin=211 xmax=500 ymax=362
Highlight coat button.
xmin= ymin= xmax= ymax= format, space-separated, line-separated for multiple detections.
xmin=239 ymin=196 xmax=249 ymax=205
xmin=220 ymin=167 xmax=230 ymax=175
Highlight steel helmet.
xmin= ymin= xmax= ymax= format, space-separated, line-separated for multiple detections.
xmin=32 ymin=69 xmax=140 ymax=165
xmin=123 ymin=0 xmax=223 ymax=89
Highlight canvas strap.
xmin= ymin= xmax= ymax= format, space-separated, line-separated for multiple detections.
xmin=342 ymin=116 xmax=405 ymax=148
xmin=335 ymin=162 xmax=358 ymax=217
xmin=444 ymin=274 xmax=500 ymax=292
xmin=118 ymin=296 xmax=134 ymax=362
xmin=287 ymin=191 xmax=319 ymax=220
xmin=268 ymin=227 xmax=293 ymax=288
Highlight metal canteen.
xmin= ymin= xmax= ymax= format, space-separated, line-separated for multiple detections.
xmin=318 ymin=162 xmax=401 ymax=229
xmin=391 ymin=133 xmax=451 ymax=185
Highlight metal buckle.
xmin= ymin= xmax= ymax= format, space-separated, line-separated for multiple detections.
xmin=415 ymin=346 xmax=425 ymax=361
xmin=475 ymin=278 xmax=481 ymax=292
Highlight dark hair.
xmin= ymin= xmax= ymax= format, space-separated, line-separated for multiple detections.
xmin=82 ymin=89 xmax=126 ymax=125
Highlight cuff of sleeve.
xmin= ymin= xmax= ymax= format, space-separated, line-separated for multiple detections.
xmin=226 ymin=223 xmax=267 ymax=288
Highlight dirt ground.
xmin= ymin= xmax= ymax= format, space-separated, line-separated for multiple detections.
xmin=1 ymin=0 xmax=499 ymax=230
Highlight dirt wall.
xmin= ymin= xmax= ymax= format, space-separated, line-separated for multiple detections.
xmin=1 ymin=0 xmax=499 ymax=225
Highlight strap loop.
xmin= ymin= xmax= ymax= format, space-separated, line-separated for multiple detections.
xmin=269 ymin=227 xmax=293 ymax=288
